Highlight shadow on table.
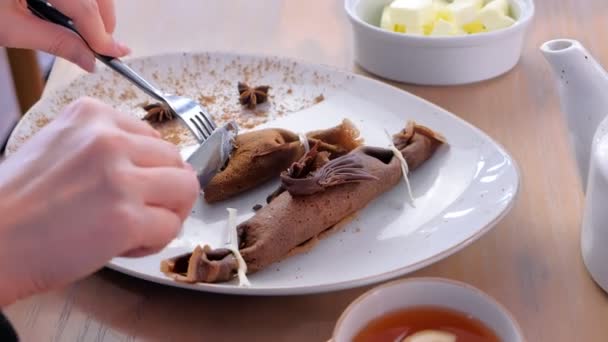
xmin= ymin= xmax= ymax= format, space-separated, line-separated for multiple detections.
xmin=70 ymin=269 xmax=371 ymax=341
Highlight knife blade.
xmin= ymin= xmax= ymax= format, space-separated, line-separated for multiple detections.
xmin=186 ymin=121 xmax=238 ymax=188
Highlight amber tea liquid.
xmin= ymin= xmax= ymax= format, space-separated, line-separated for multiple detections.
xmin=353 ymin=306 xmax=501 ymax=342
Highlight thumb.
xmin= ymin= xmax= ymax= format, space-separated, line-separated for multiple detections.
xmin=6 ymin=13 xmax=96 ymax=72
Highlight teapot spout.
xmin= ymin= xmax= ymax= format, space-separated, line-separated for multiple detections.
xmin=541 ymin=39 xmax=608 ymax=188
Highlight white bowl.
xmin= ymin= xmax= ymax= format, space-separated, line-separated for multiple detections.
xmin=332 ymin=277 xmax=524 ymax=341
xmin=344 ymin=0 xmax=535 ymax=85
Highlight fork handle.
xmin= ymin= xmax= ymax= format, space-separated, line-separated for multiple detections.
xmin=26 ymin=0 xmax=167 ymax=103
xmin=97 ymin=58 xmax=167 ymax=103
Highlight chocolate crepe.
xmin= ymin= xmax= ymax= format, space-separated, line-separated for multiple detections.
xmin=162 ymin=121 xmax=445 ymax=283
xmin=203 ymin=120 xmax=362 ymax=203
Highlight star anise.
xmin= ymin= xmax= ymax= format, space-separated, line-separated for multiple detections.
xmin=142 ymin=103 xmax=175 ymax=123
xmin=238 ymin=82 xmax=270 ymax=109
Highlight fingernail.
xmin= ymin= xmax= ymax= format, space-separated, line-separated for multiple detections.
xmin=116 ymin=41 xmax=131 ymax=55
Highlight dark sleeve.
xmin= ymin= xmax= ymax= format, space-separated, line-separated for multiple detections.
xmin=0 ymin=311 xmax=18 ymax=342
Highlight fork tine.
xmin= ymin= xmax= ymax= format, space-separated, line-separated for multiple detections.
xmin=190 ymin=118 xmax=209 ymax=140
xmin=196 ymin=112 xmax=215 ymax=135
xmin=194 ymin=115 xmax=213 ymax=138
xmin=201 ymin=111 xmax=217 ymax=130
xmin=192 ymin=127 xmax=205 ymax=142
xmin=163 ymin=95 xmax=217 ymax=143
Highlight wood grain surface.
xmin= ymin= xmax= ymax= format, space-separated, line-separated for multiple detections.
xmin=6 ymin=0 xmax=608 ymax=341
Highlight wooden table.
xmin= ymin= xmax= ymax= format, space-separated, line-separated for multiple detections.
xmin=6 ymin=0 xmax=608 ymax=341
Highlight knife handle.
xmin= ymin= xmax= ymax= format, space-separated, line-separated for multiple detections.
xmin=26 ymin=0 xmax=115 ymax=65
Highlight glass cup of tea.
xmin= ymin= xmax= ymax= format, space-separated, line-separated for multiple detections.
xmin=332 ymin=277 xmax=524 ymax=342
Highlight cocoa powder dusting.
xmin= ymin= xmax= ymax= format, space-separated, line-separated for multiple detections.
xmin=35 ymin=116 xmax=50 ymax=128
xmin=9 ymin=55 xmax=348 ymax=156
xmin=119 ymin=88 xmax=137 ymax=101
xmin=199 ymin=95 xmax=217 ymax=106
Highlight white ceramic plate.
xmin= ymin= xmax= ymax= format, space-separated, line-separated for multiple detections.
xmin=5 ymin=52 xmax=519 ymax=295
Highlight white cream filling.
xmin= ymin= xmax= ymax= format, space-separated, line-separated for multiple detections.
xmin=298 ymin=132 xmax=310 ymax=153
xmin=224 ymin=208 xmax=250 ymax=287
xmin=385 ymin=130 xmax=415 ymax=207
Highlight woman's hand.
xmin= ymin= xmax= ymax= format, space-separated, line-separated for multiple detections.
xmin=0 ymin=0 xmax=129 ymax=71
xmin=0 ymin=98 xmax=199 ymax=306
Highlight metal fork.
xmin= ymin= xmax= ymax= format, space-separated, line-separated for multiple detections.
xmin=102 ymin=63 xmax=217 ymax=143
xmin=26 ymin=0 xmax=216 ymax=143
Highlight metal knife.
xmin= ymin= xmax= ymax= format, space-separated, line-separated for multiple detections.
xmin=186 ymin=121 xmax=238 ymax=188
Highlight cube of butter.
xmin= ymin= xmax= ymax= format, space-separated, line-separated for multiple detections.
xmin=432 ymin=0 xmax=450 ymax=10
xmin=478 ymin=0 xmax=515 ymax=31
xmin=430 ymin=18 xmax=465 ymax=36
xmin=444 ymin=0 xmax=484 ymax=26
xmin=387 ymin=0 xmax=435 ymax=34
xmin=462 ymin=20 xmax=487 ymax=34
xmin=482 ymin=0 xmax=510 ymax=14
xmin=380 ymin=6 xmax=393 ymax=30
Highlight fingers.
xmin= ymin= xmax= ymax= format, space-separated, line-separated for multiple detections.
xmin=133 ymin=167 xmax=199 ymax=220
xmin=63 ymin=97 xmax=160 ymax=138
xmin=3 ymin=11 xmax=96 ymax=71
xmin=6 ymin=0 xmax=127 ymax=72
xmin=118 ymin=167 xmax=198 ymax=258
xmin=125 ymin=135 xmax=184 ymax=168
xmin=130 ymin=206 xmax=183 ymax=256
xmin=51 ymin=0 xmax=129 ymax=57
xmin=121 ymin=247 xmax=162 ymax=258
xmin=96 ymin=0 xmax=116 ymax=33
xmin=114 ymin=115 xmax=161 ymax=139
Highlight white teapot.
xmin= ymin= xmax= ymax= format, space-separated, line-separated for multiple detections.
xmin=541 ymin=39 xmax=608 ymax=292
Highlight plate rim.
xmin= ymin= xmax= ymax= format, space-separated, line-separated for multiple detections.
xmin=7 ymin=51 xmax=521 ymax=295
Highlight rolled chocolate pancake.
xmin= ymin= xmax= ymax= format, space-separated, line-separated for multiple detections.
xmin=161 ymin=246 xmax=237 ymax=283
xmin=203 ymin=119 xmax=362 ymax=203
xmin=239 ymin=146 xmax=401 ymax=272
xmin=162 ymin=121 xmax=445 ymax=283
